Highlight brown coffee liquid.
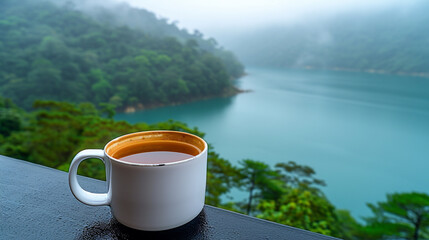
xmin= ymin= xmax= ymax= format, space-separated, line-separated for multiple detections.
xmin=112 ymin=140 xmax=200 ymax=164
xmin=120 ymin=151 xmax=194 ymax=164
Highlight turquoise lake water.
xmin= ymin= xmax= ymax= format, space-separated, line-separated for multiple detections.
xmin=115 ymin=67 xmax=429 ymax=219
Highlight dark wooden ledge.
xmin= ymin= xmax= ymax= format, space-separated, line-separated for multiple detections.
xmin=0 ymin=155 xmax=340 ymax=239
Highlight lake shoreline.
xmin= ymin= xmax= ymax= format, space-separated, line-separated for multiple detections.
xmin=121 ymin=86 xmax=251 ymax=113
xmin=299 ymin=66 xmax=429 ymax=78
xmin=248 ymin=65 xmax=429 ymax=78
xmin=119 ymin=65 xmax=428 ymax=114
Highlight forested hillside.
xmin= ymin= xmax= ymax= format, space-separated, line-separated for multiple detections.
xmin=0 ymin=0 xmax=244 ymax=110
xmin=224 ymin=1 xmax=429 ymax=75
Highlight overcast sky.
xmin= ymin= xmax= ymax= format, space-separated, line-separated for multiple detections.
xmin=114 ymin=0 xmax=409 ymax=38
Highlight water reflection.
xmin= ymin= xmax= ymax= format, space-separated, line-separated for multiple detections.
xmin=77 ymin=210 xmax=208 ymax=240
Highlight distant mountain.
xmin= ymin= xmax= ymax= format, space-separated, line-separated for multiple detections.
xmin=223 ymin=1 xmax=429 ymax=76
xmin=0 ymin=0 xmax=244 ymax=110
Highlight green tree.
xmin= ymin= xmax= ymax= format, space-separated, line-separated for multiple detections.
xmin=205 ymin=148 xmax=240 ymax=206
xmin=275 ymin=161 xmax=326 ymax=191
xmin=0 ymin=97 xmax=23 ymax=137
xmin=257 ymin=188 xmax=341 ymax=236
xmin=99 ymin=103 xmax=116 ymax=119
xmin=238 ymin=159 xmax=283 ymax=215
xmin=362 ymin=192 xmax=429 ymax=240
xmin=0 ymin=109 xmax=21 ymax=137
xmin=335 ymin=210 xmax=364 ymax=240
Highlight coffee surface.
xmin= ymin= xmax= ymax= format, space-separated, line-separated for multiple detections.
xmin=119 ymin=151 xmax=194 ymax=164
xmin=110 ymin=140 xmax=200 ymax=164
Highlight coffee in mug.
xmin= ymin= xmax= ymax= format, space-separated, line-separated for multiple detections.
xmin=112 ymin=138 xmax=201 ymax=164
xmin=68 ymin=131 xmax=207 ymax=231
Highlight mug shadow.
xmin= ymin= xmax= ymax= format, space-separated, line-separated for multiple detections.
xmin=76 ymin=209 xmax=209 ymax=240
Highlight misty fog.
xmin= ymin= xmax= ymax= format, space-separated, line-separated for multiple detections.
xmin=117 ymin=0 xmax=417 ymax=38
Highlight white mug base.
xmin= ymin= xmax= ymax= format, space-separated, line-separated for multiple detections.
xmin=113 ymin=205 xmax=204 ymax=231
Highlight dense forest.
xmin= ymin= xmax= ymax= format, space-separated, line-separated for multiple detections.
xmin=223 ymin=0 xmax=429 ymax=76
xmin=0 ymin=0 xmax=244 ymax=110
xmin=1 ymin=97 xmax=428 ymax=239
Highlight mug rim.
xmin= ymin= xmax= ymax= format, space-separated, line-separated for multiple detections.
xmin=104 ymin=130 xmax=207 ymax=167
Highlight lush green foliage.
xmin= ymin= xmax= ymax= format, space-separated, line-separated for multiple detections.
xmin=84 ymin=1 xmax=245 ymax=79
xmin=0 ymin=0 xmax=244 ymax=110
xmin=0 ymin=99 xmax=203 ymax=178
xmin=257 ymin=189 xmax=340 ymax=236
xmin=234 ymin=159 xmax=343 ymax=236
xmin=0 ymin=98 xmax=22 ymax=137
xmin=225 ymin=1 xmax=429 ymax=75
xmin=237 ymin=159 xmax=283 ymax=215
xmin=205 ymin=149 xmax=241 ymax=206
xmin=361 ymin=192 xmax=429 ymax=240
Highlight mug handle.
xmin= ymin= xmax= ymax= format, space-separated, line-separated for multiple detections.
xmin=68 ymin=149 xmax=111 ymax=206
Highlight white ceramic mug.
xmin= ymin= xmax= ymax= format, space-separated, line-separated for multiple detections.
xmin=68 ymin=131 xmax=208 ymax=231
